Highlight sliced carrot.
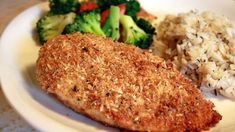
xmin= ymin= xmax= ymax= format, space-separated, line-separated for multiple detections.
xmin=136 ymin=8 xmax=157 ymax=21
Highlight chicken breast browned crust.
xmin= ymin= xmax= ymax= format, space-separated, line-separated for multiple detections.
xmin=36 ymin=32 xmax=221 ymax=131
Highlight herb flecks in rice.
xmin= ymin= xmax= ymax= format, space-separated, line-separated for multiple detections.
xmin=151 ymin=10 xmax=235 ymax=99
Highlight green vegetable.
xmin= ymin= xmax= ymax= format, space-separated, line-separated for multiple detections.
xmin=96 ymin=0 xmax=126 ymax=11
xmin=102 ymin=6 xmax=120 ymax=41
xmin=125 ymin=0 xmax=140 ymax=16
xmin=96 ymin=0 xmax=140 ymax=16
xmin=63 ymin=9 xmax=105 ymax=36
xmin=133 ymin=16 xmax=156 ymax=34
xmin=120 ymin=15 xmax=153 ymax=49
xmin=37 ymin=12 xmax=76 ymax=44
xmin=49 ymin=0 xmax=79 ymax=15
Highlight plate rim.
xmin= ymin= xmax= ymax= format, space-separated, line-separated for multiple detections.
xmin=0 ymin=3 xmax=78 ymax=132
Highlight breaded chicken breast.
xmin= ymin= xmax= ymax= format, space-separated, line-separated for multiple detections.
xmin=36 ymin=33 xmax=221 ymax=131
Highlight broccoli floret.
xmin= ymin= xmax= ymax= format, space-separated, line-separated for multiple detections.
xmin=63 ymin=9 xmax=105 ymax=36
xmin=49 ymin=0 xmax=79 ymax=15
xmin=102 ymin=6 xmax=120 ymax=41
xmin=125 ymin=0 xmax=140 ymax=16
xmin=96 ymin=0 xmax=126 ymax=11
xmin=96 ymin=0 xmax=140 ymax=16
xmin=133 ymin=16 xmax=156 ymax=34
xmin=37 ymin=12 xmax=76 ymax=44
xmin=120 ymin=15 xmax=153 ymax=49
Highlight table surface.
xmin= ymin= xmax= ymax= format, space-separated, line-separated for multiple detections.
xmin=0 ymin=0 xmax=41 ymax=131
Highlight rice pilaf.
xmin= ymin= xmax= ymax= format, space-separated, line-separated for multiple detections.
xmin=150 ymin=11 xmax=235 ymax=99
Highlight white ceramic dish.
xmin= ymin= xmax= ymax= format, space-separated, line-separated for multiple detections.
xmin=1 ymin=0 xmax=235 ymax=131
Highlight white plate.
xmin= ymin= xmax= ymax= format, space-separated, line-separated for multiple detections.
xmin=1 ymin=0 xmax=235 ymax=131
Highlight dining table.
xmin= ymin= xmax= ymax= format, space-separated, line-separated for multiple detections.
xmin=0 ymin=0 xmax=42 ymax=131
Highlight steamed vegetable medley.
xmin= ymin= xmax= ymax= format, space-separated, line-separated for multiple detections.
xmin=37 ymin=0 xmax=156 ymax=49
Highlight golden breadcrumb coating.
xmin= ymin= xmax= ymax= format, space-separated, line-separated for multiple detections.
xmin=36 ymin=32 xmax=221 ymax=131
